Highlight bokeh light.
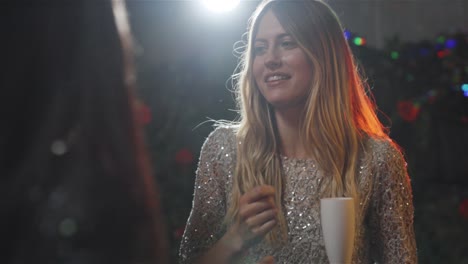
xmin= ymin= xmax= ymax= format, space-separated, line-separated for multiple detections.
xmin=344 ymin=30 xmax=351 ymax=40
xmin=436 ymin=35 xmax=446 ymax=44
xmin=437 ymin=49 xmax=450 ymax=58
xmin=353 ymin=37 xmax=366 ymax=46
xmin=445 ymin=39 xmax=457 ymax=49
xmin=462 ymin=84 xmax=468 ymax=92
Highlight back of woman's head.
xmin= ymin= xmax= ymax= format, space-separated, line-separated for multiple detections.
xmin=1 ymin=1 xmax=129 ymax=176
xmin=0 ymin=1 xmax=167 ymax=263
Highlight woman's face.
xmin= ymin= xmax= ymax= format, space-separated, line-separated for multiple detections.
xmin=252 ymin=9 xmax=313 ymax=110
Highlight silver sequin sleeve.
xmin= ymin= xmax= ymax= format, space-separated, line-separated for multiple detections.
xmin=178 ymin=127 xmax=232 ymax=264
xmin=368 ymin=140 xmax=418 ymax=263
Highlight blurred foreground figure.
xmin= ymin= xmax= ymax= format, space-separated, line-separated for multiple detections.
xmin=0 ymin=1 xmax=168 ymax=263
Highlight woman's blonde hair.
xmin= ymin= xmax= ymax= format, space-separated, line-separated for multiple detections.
xmin=226 ymin=0 xmax=387 ymax=243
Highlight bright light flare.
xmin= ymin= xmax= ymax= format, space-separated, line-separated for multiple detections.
xmin=202 ymin=0 xmax=240 ymax=13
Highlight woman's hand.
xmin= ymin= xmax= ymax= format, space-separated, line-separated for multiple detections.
xmin=224 ymin=185 xmax=278 ymax=251
xmin=258 ymin=256 xmax=275 ymax=264
xmin=193 ymin=185 xmax=278 ymax=264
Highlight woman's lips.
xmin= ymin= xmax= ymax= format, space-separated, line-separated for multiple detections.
xmin=264 ymin=73 xmax=291 ymax=82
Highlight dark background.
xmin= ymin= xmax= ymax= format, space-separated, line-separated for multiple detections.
xmin=125 ymin=1 xmax=467 ymax=263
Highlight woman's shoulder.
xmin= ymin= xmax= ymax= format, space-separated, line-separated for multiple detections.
xmin=365 ymin=136 xmax=402 ymax=157
xmin=363 ymin=136 xmax=407 ymax=172
xmin=209 ymin=124 xmax=237 ymax=138
xmin=205 ymin=124 xmax=237 ymax=145
xmin=200 ymin=124 xmax=238 ymax=157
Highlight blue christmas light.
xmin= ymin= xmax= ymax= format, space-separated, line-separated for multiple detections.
xmin=462 ymin=84 xmax=468 ymax=92
xmin=344 ymin=30 xmax=351 ymax=40
xmin=445 ymin=39 xmax=457 ymax=49
xmin=462 ymin=84 xmax=468 ymax=97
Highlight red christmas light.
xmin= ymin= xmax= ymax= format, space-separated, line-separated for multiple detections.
xmin=397 ymin=100 xmax=421 ymax=122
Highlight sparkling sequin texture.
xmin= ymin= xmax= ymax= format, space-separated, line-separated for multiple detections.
xmin=179 ymin=127 xmax=417 ymax=263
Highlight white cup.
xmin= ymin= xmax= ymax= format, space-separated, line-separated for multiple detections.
xmin=320 ymin=197 xmax=355 ymax=264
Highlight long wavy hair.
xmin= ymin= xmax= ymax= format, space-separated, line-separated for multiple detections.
xmin=225 ymin=0 xmax=388 ymax=243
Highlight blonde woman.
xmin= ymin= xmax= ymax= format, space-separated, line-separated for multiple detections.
xmin=179 ymin=0 xmax=417 ymax=263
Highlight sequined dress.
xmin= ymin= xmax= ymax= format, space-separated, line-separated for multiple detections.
xmin=179 ymin=126 xmax=417 ymax=264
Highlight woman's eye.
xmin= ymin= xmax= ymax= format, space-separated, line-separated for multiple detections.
xmin=253 ymin=46 xmax=266 ymax=55
xmin=281 ymin=40 xmax=297 ymax=49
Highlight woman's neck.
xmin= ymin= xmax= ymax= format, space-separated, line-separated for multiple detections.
xmin=274 ymin=106 xmax=309 ymax=159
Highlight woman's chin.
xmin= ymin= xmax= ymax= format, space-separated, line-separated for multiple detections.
xmin=268 ymin=100 xmax=306 ymax=112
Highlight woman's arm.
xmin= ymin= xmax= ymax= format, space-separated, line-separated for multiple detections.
xmin=369 ymin=140 xmax=418 ymax=263
xmin=195 ymin=185 xmax=278 ymax=264
xmin=179 ymin=128 xmax=232 ymax=263
xmin=179 ymin=127 xmax=278 ymax=264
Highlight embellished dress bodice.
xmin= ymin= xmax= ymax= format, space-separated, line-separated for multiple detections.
xmin=179 ymin=126 xmax=417 ymax=264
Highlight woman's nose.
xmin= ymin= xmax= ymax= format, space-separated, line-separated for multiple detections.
xmin=264 ymin=49 xmax=281 ymax=69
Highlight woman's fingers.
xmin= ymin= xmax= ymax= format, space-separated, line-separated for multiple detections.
xmin=233 ymin=185 xmax=278 ymax=244
xmin=239 ymin=197 xmax=275 ymax=220
xmin=240 ymin=185 xmax=275 ymax=204
xmin=251 ymin=218 xmax=277 ymax=237
xmin=258 ymin=256 xmax=275 ymax=264
xmin=245 ymin=208 xmax=277 ymax=229
xmin=239 ymin=185 xmax=276 ymax=221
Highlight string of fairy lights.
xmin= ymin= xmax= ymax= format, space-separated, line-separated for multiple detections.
xmin=344 ymin=29 xmax=468 ymax=123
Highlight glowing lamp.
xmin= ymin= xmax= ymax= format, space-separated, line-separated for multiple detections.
xmin=202 ymin=0 xmax=240 ymax=13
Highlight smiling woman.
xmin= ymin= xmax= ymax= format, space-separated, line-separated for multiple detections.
xmin=179 ymin=0 xmax=417 ymax=263
xmin=252 ymin=10 xmax=313 ymax=110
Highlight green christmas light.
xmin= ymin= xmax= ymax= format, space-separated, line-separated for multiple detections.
xmin=436 ymin=36 xmax=445 ymax=44
xmin=353 ymin=37 xmax=365 ymax=46
xmin=391 ymin=51 xmax=399 ymax=60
